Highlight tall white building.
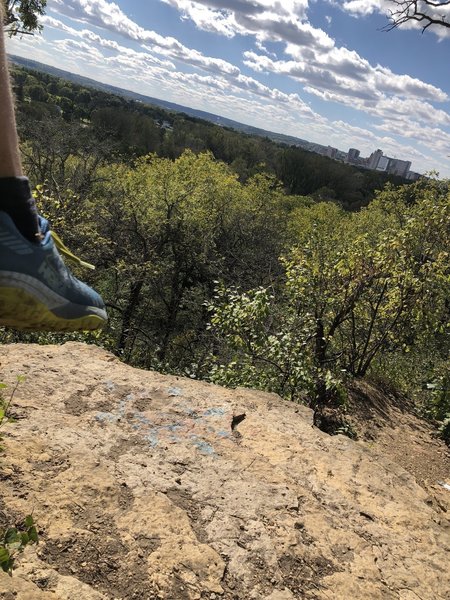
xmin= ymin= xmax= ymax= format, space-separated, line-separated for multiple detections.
xmin=376 ymin=156 xmax=389 ymax=171
xmin=326 ymin=146 xmax=338 ymax=159
xmin=368 ymin=149 xmax=383 ymax=170
xmin=348 ymin=148 xmax=360 ymax=162
xmin=387 ymin=159 xmax=412 ymax=178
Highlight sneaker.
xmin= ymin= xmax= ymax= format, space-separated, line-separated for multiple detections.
xmin=0 ymin=211 xmax=107 ymax=331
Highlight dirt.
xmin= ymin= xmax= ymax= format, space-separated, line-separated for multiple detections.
xmin=0 ymin=342 xmax=449 ymax=600
xmin=347 ymin=379 xmax=450 ymax=493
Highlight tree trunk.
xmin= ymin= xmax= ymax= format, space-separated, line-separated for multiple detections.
xmin=117 ymin=279 xmax=144 ymax=355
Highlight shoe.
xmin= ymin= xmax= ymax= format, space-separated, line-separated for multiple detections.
xmin=0 ymin=211 xmax=107 ymax=331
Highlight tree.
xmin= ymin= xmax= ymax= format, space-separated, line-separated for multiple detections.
xmin=384 ymin=1 xmax=450 ymax=33
xmin=82 ymin=152 xmax=243 ymax=365
xmin=25 ymin=82 xmax=47 ymax=102
xmin=2 ymin=1 xmax=46 ymax=35
xmin=73 ymin=151 xmax=291 ymax=370
xmin=285 ymin=181 xmax=448 ymax=423
xmin=207 ymin=285 xmax=315 ymax=403
xmin=206 ymin=179 xmax=450 ymax=433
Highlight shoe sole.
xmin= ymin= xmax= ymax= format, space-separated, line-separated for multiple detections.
xmin=0 ymin=286 xmax=106 ymax=332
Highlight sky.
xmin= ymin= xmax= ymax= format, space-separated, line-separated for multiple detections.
xmin=6 ymin=0 xmax=450 ymax=176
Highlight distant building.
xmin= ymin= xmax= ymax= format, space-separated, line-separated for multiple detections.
xmin=348 ymin=148 xmax=360 ymax=162
xmin=386 ymin=158 xmax=411 ymax=178
xmin=368 ymin=149 xmax=383 ymax=170
xmin=376 ymin=155 xmax=389 ymax=171
xmin=307 ymin=141 xmax=420 ymax=179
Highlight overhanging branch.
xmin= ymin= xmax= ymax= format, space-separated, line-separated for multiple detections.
xmin=383 ymin=0 xmax=450 ymax=33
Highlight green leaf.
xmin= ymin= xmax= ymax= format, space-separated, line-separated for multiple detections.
xmin=28 ymin=527 xmax=38 ymax=543
xmin=0 ymin=546 xmax=10 ymax=565
xmin=24 ymin=515 xmax=34 ymax=528
xmin=7 ymin=540 xmax=22 ymax=552
xmin=6 ymin=556 xmax=14 ymax=573
xmin=4 ymin=528 xmax=20 ymax=545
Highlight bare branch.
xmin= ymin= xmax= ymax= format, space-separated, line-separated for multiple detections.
xmin=383 ymin=0 xmax=450 ymax=33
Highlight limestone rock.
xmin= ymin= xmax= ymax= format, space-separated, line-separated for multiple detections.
xmin=0 ymin=342 xmax=448 ymax=600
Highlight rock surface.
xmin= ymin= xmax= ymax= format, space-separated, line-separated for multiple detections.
xmin=0 ymin=342 xmax=449 ymax=600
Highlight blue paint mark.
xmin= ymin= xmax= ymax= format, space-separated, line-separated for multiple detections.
xmin=168 ymin=387 xmax=183 ymax=397
xmin=96 ymin=388 xmax=137 ymax=425
xmin=191 ymin=437 xmax=215 ymax=455
xmin=133 ymin=413 xmax=152 ymax=425
xmin=194 ymin=440 xmax=215 ymax=456
xmin=164 ymin=424 xmax=183 ymax=432
xmin=217 ymin=430 xmax=231 ymax=438
xmin=203 ymin=407 xmax=226 ymax=417
xmin=95 ymin=412 xmax=119 ymax=423
xmin=130 ymin=414 xmax=188 ymax=448
xmin=96 ymin=393 xmax=226 ymax=454
xmin=117 ymin=393 xmax=134 ymax=417
xmin=144 ymin=432 xmax=159 ymax=447
xmin=177 ymin=406 xmax=200 ymax=419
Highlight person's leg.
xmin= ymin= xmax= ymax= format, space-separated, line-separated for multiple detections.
xmin=0 ymin=10 xmax=107 ymax=331
xmin=0 ymin=15 xmax=40 ymax=241
xmin=0 ymin=18 xmax=22 ymax=178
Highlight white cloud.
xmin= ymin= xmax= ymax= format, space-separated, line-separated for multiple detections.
xmin=157 ymin=0 xmax=450 ymax=124
xmin=243 ymin=48 xmax=447 ymax=108
xmin=341 ymin=0 xmax=450 ymax=38
xmin=47 ymin=0 xmax=247 ymax=77
xmin=35 ymin=14 xmax=318 ymax=122
xmin=21 ymin=0 xmax=448 ymax=176
xmin=341 ymin=0 xmax=386 ymax=17
xmin=162 ymin=0 xmax=310 ymax=34
xmin=43 ymin=3 xmax=322 ymax=119
xmin=42 ymin=16 xmax=175 ymax=69
xmin=47 ymin=0 xmax=448 ymax=107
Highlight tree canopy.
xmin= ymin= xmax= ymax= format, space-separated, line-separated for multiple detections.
xmin=4 ymin=64 xmax=449 ymax=440
xmin=2 ymin=0 xmax=46 ymax=35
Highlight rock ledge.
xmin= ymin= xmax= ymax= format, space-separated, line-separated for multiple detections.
xmin=0 ymin=342 xmax=448 ymax=600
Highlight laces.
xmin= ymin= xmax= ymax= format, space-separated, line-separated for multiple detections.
xmin=51 ymin=231 xmax=95 ymax=270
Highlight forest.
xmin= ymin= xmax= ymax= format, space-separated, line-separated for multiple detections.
xmin=4 ymin=64 xmax=450 ymax=440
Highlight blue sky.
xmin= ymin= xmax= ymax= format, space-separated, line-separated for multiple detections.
xmin=6 ymin=0 xmax=450 ymax=176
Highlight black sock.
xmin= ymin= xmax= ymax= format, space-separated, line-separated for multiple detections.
xmin=0 ymin=176 xmax=40 ymax=242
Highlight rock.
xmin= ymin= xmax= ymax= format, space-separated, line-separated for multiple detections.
xmin=0 ymin=342 xmax=449 ymax=600
xmin=266 ymin=590 xmax=296 ymax=600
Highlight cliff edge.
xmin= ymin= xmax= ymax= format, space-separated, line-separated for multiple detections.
xmin=0 ymin=343 xmax=449 ymax=600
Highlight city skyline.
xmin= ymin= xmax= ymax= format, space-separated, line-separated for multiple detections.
xmin=6 ymin=0 xmax=450 ymax=177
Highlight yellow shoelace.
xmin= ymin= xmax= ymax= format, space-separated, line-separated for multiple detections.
xmin=51 ymin=231 xmax=95 ymax=270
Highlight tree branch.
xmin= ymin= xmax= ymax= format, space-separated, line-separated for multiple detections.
xmin=383 ymin=0 xmax=450 ymax=33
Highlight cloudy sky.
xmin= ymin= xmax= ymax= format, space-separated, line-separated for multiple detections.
xmin=6 ymin=0 xmax=450 ymax=176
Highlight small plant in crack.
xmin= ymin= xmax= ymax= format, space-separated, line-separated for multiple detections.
xmin=0 ymin=376 xmax=38 ymax=575
xmin=0 ymin=375 xmax=26 ymax=451
xmin=0 ymin=515 xmax=39 ymax=575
